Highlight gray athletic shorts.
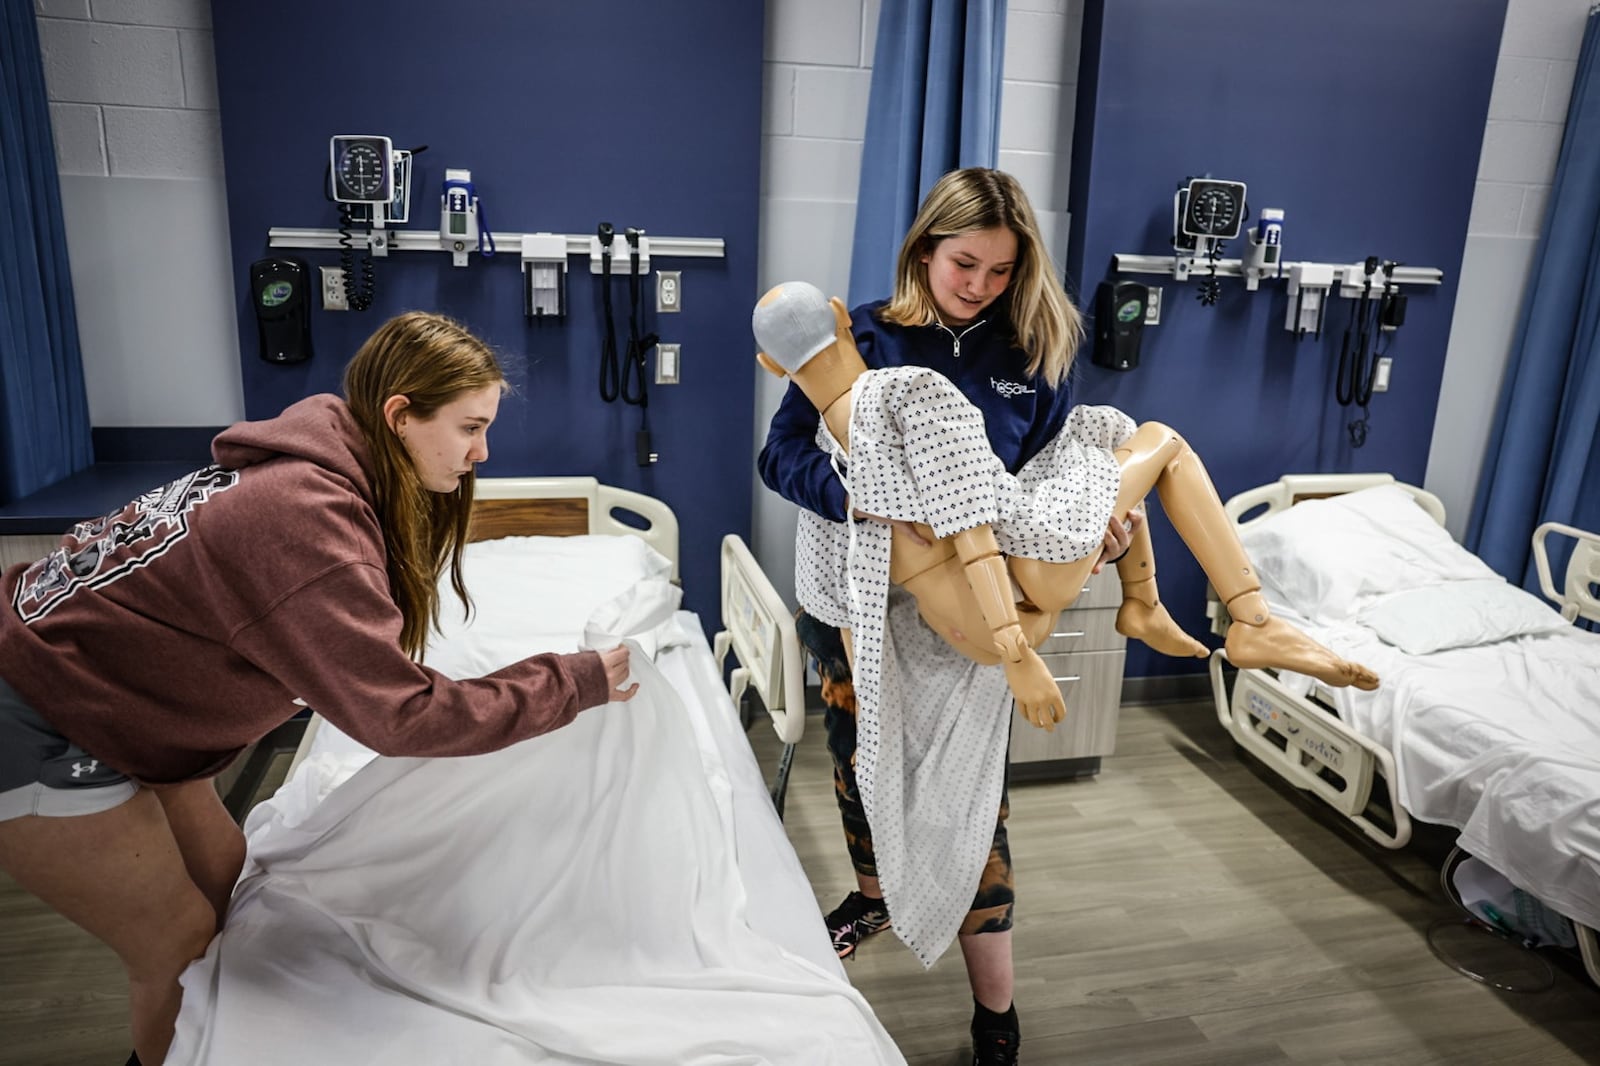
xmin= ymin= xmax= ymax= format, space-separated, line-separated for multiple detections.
xmin=0 ymin=674 xmax=137 ymax=822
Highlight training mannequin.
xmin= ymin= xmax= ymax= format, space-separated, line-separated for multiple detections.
xmin=755 ymin=281 xmax=1379 ymax=728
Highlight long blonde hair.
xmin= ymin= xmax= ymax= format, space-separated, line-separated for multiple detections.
xmin=881 ymin=167 xmax=1082 ymax=388
xmin=343 ymin=311 xmax=507 ymax=658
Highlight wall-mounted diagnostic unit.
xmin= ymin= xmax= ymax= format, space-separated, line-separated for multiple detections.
xmin=1173 ymin=177 xmax=1247 ymax=305
xmin=327 ymin=135 xmax=395 ymax=310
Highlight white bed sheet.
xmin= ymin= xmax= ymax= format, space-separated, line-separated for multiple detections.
xmin=291 ymin=610 xmax=838 ymax=977
xmin=168 ymin=535 xmax=903 ymax=1065
xmin=1276 ymin=610 xmax=1600 ymax=931
xmin=1237 ymin=490 xmax=1600 ymax=933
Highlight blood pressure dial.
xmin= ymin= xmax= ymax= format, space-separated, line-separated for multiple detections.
xmin=329 ymin=135 xmax=394 ymax=205
xmin=1179 ymin=178 xmax=1247 ymax=239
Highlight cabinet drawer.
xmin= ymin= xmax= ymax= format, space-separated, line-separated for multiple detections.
xmin=1035 ymin=607 xmax=1120 ymax=654
xmin=1010 ymin=647 xmax=1125 ymax=763
xmin=1073 ymin=566 xmax=1122 ymax=609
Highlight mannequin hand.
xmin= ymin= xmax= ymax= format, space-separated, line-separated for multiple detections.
xmin=851 ymin=510 xmax=931 ymax=546
xmin=1003 ymin=646 xmax=1066 ymax=731
xmin=599 ymin=645 xmax=640 ymax=702
xmin=1092 ymin=507 xmax=1143 ymax=574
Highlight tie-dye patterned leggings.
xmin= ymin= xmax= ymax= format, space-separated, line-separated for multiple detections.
xmin=795 ymin=609 xmax=1015 ymax=935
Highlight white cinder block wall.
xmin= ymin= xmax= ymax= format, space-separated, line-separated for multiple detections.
xmin=31 ymin=0 xmax=1590 ymax=575
xmin=1425 ymin=0 xmax=1593 ymax=538
xmin=34 ymin=0 xmax=243 ymax=429
xmin=753 ymin=0 xmax=1085 ymax=601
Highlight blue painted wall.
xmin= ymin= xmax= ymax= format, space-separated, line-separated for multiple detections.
xmin=210 ymin=2 xmax=763 ymax=624
xmin=1067 ymin=0 xmax=1507 ymax=678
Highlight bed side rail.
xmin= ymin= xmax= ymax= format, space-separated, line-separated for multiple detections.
xmin=713 ymin=534 xmax=805 ymax=746
xmin=1208 ymin=650 xmax=1411 ymax=849
xmin=1533 ymin=521 xmax=1600 ymax=625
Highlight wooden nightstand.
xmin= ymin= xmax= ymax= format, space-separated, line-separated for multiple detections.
xmin=1008 ymin=566 xmax=1126 ymax=780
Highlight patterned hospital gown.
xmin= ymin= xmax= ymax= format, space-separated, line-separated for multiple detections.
xmin=795 ymin=366 xmax=1135 ymax=966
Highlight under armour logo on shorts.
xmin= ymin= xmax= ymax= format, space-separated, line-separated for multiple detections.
xmin=70 ymin=759 xmax=99 ymax=778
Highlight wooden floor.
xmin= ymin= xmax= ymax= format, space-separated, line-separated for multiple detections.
xmin=0 ymin=751 xmax=296 ymax=1066
xmin=749 ymin=699 xmax=1600 ymax=1065
xmin=2 ymin=702 xmax=1597 ymax=1065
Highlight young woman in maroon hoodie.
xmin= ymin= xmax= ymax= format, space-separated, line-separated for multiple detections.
xmin=0 ymin=311 xmax=636 ymax=1065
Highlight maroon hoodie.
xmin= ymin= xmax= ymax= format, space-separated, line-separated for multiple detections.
xmin=0 ymin=395 xmax=611 ymax=784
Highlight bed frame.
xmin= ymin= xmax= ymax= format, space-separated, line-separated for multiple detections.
xmin=1205 ymin=472 xmax=1600 ymax=986
xmin=286 ymin=477 xmax=804 ymax=812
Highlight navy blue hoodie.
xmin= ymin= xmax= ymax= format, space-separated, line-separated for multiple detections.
xmin=758 ymin=299 xmax=1074 ymax=520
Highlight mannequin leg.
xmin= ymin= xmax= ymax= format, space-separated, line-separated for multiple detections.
xmin=1118 ymin=423 xmax=1378 ymax=691
xmin=950 ymin=527 xmax=1065 ymax=729
xmin=1112 ymin=500 xmax=1207 ymax=658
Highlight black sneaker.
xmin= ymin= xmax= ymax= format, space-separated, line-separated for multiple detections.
xmin=971 ymin=1027 xmax=1020 ymax=1066
xmin=823 ymin=890 xmax=890 ymax=959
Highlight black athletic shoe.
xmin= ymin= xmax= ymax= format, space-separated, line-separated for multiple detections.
xmin=971 ymin=1026 xmax=1020 ymax=1066
xmin=824 ymin=890 xmax=890 ymax=959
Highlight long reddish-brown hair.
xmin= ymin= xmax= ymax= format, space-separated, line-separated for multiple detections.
xmin=343 ymin=311 xmax=507 ymax=657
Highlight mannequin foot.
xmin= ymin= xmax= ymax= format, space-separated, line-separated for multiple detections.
xmin=1116 ymin=598 xmax=1207 ymax=659
xmin=1225 ymin=616 xmax=1379 ymax=691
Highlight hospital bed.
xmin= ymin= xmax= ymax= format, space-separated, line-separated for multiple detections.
xmin=1203 ymin=473 xmax=1600 ymax=988
xmin=167 ymin=476 xmax=902 ymax=1065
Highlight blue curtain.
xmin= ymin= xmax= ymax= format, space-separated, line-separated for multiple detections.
xmin=0 ymin=2 xmax=93 ymax=506
xmin=847 ymin=0 xmax=1007 ymax=308
xmin=1466 ymin=11 xmax=1600 ymax=586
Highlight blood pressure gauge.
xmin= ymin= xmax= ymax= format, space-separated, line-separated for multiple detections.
xmin=1179 ymin=178 xmax=1247 ymax=240
xmin=329 ymin=135 xmax=394 ymax=205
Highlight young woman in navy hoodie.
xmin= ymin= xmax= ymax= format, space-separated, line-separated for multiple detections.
xmin=0 ymin=312 xmax=636 ymax=1065
xmin=759 ymin=168 xmax=1137 ymax=1066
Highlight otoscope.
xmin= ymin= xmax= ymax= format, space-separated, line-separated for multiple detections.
xmin=1336 ymin=256 xmax=1382 ymax=408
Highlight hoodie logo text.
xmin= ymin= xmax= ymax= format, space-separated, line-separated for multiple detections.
xmin=14 ymin=465 xmax=238 ymax=625
xmin=991 ymin=377 xmax=1036 ymax=399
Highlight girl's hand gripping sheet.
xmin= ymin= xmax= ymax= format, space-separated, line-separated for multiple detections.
xmin=599 ymin=644 xmax=640 ymax=703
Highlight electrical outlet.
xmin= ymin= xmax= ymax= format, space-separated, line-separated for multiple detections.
xmin=656 ymin=343 xmax=681 ymax=384
xmin=321 ymin=266 xmax=348 ymax=311
xmin=1373 ymin=356 xmax=1393 ymax=392
xmin=1144 ymin=286 xmax=1162 ymax=325
xmin=656 ymin=270 xmax=682 ymax=313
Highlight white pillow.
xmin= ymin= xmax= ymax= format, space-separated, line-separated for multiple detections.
xmin=1357 ymin=578 xmax=1569 ymax=654
xmin=583 ymin=577 xmax=685 ymax=658
xmin=425 ymin=535 xmax=674 ymax=678
xmin=1238 ymin=485 xmax=1498 ymax=622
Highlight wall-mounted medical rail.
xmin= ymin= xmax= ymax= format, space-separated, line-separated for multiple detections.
xmin=269 ymin=227 xmax=724 ymax=265
xmin=1111 ymin=253 xmax=1441 ymax=289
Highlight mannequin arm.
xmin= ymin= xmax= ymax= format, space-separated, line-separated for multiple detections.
xmin=951 ymin=527 xmax=1066 ymax=730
